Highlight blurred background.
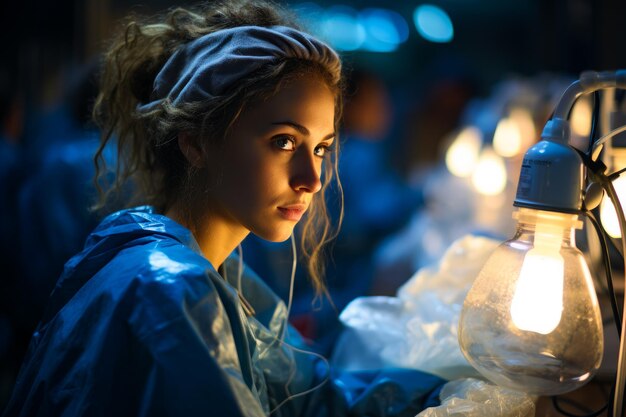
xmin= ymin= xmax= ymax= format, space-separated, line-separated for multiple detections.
xmin=2 ymin=0 xmax=626 ymax=412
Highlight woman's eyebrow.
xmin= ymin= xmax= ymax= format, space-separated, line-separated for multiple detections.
xmin=271 ymin=121 xmax=335 ymax=140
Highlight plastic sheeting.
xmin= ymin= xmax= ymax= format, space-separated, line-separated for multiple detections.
xmin=333 ymin=234 xmax=500 ymax=380
xmin=4 ymin=206 xmax=445 ymax=417
xmin=416 ymin=378 xmax=536 ymax=417
xmin=333 ymin=235 xmax=537 ymax=416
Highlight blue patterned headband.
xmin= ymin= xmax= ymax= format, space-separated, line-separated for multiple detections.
xmin=137 ymin=25 xmax=341 ymax=112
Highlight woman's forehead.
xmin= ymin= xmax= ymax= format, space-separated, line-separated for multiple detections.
xmin=239 ymin=78 xmax=336 ymax=129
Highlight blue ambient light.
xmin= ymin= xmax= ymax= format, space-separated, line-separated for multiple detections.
xmin=359 ymin=8 xmax=409 ymax=52
xmin=413 ymin=4 xmax=454 ymax=43
xmin=320 ymin=5 xmax=366 ymax=51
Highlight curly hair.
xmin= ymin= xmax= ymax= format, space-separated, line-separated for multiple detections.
xmin=92 ymin=0 xmax=343 ymax=298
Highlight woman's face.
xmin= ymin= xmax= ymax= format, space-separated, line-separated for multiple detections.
xmin=208 ymin=76 xmax=336 ymax=242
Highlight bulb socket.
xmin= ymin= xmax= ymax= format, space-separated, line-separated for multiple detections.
xmin=514 ymin=118 xmax=584 ymax=213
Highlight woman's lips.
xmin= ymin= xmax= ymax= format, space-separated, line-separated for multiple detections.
xmin=277 ymin=205 xmax=307 ymax=221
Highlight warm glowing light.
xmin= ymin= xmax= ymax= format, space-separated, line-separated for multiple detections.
xmin=509 ymin=108 xmax=536 ymax=150
xmin=493 ymin=117 xmax=522 ymax=157
xmin=445 ymin=126 xmax=482 ymax=177
xmin=511 ymin=221 xmax=564 ymax=334
xmin=459 ymin=208 xmax=602 ymax=395
xmin=413 ymin=4 xmax=454 ymax=43
xmin=600 ymin=175 xmax=626 ymax=238
xmin=570 ymin=97 xmax=592 ymax=137
xmin=471 ymin=148 xmax=507 ymax=196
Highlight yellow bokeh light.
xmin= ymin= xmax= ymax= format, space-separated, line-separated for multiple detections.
xmin=493 ymin=117 xmax=522 ymax=158
xmin=600 ymin=175 xmax=626 ymax=238
xmin=509 ymin=108 xmax=536 ymax=150
xmin=570 ymin=97 xmax=592 ymax=137
xmin=445 ymin=126 xmax=482 ymax=177
xmin=472 ymin=147 xmax=507 ymax=196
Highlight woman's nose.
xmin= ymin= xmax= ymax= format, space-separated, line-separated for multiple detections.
xmin=289 ymin=150 xmax=322 ymax=193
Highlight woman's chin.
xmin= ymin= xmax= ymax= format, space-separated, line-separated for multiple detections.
xmin=253 ymin=225 xmax=295 ymax=243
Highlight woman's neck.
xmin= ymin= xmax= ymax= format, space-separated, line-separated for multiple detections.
xmin=165 ymin=203 xmax=249 ymax=269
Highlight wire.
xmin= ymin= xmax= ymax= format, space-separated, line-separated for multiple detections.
xmin=225 ymin=244 xmax=255 ymax=317
xmin=226 ymin=236 xmax=330 ymax=416
xmin=223 ymin=239 xmax=330 ymax=415
xmin=285 ymin=234 xmax=297 ymax=324
xmin=602 ymin=179 xmax=626 ymax=417
xmin=608 ymin=235 xmax=625 ymax=258
xmin=548 ymin=209 xmax=618 ymax=417
xmin=583 ymin=210 xmax=622 ymax=336
xmin=608 ymin=165 xmax=626 ymax=180
xmin=279 ymin=235 xmax=299 ymax=402
xmin=592 ymin=125 xmax=626 ymax=154
xmin=587 ymin=91 xmax=600 ymax=155
xmin=267 ymin=233 xmax=331 ymax=416
xmin=237 ymin=244 xmax=243 ymax=294
xmin=268 ymin=342 xmax=330 ymax=415
xmin=559 ymin=152 xmax=622 ymax=416
xmin=550 ymin=368 xmax=613 ymax=417
xmin=551 ymin=394 xmax=607 ymax=417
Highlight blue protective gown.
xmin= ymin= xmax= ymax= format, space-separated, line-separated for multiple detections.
xmin=3 ymin=207 xmax=444 ymax=416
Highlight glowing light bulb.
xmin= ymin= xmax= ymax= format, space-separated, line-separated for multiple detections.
xmin=600 ymin=174 xmax=626 ymax=238
xmin=471 ymin=148 xmax=507 ymax=196
xmin=459 ymin=208 xmax=603 ymax=396
xmin=445 ymin=126 xmax=482 ymax=177
xmin=493 ymin=117 xmax=522 ymax=158
xmin=510 ymin=221 xmax=564 ymax=334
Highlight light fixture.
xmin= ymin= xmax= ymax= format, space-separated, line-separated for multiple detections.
xmin=459 ymin=206 xmax=603 ymax=395
xmin=445 ymin=126 xmax=482 ymax=178
xmin=471 ymin=147 xmax=507 ymax=196
xmin=492 ymin=117 xmax=522 ymax=158
xmin=458 ymin=70 xmax=626 ymax=417
xmin=509 ymin=107 xmax=537 ymax=152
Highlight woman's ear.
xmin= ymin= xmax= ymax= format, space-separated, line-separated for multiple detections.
xmin=178 ymin=132 xmax=205 ymax=168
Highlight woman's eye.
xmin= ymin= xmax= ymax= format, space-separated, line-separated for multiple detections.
xmin=314 ymin=144 xmax=333 ymax=158
xmin=274 ymin=136 xmax=295 ymax=151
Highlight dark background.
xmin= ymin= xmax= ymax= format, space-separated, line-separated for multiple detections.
xmin=2 ymin=0 xmax=626 ymax=106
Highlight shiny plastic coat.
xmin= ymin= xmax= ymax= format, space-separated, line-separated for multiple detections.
xmin=3 ymin=207 xmax=444 ymax=417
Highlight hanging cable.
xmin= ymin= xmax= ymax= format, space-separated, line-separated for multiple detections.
xmin=584 ymin=210 xmax=621 ymax=336
xmin=285 ymin=234 xmax=297 ymax=323
xmin=587 ymin=91 xmax=600 ymax=155
xmin=267 ymin=234 xmax=331 ymax=416
xmin=592 ymin=125 xmax=626 ymax=154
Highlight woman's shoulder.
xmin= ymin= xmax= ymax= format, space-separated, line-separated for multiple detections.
xmin=120 ymin=241 xmax=220 ymax=310
xmin=43 ymin=206 xmax=219 ymax=324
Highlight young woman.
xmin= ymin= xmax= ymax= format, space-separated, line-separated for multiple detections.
xmin=3 ymin=1 xmax=444 ymax=416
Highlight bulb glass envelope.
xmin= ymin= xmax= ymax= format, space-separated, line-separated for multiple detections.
xmin=458 ymin=208 xmax=603 ymax=395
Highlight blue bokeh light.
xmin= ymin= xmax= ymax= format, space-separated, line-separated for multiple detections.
xmin=319 ymin=5 xmax=366 ymax=51
xmin=359 ymin=8 xmax=409 ymax=52
xmin=413 ymin=4 xmax=454 ymax=43
xmin=294 ymin=2 xmax=413 ymax=53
